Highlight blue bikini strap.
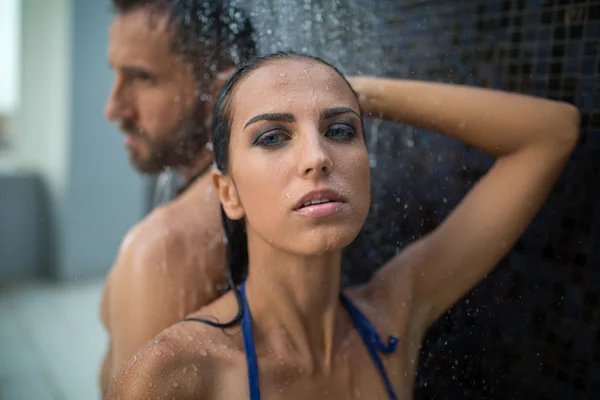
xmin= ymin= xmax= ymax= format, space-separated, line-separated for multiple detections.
xmin=240 ymin=281 xmax=261 ymax=400
xmin=339 ymin=292 xmax=399 ymax=400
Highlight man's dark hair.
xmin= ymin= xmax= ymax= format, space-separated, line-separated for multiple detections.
xmin=111 ymin=0 xmax=256 ymax=83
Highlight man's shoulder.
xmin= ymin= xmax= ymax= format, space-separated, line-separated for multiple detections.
xmin=124 ymin=199 xmax=196 ymax=251
xmin=113 ymin=192 xmax=224 ymax=281
xmin=111 ymin=209 xmax=189 ymax=280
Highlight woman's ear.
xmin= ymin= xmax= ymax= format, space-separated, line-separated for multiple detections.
xmin=211 ymin=169 xmax=245 ymax=220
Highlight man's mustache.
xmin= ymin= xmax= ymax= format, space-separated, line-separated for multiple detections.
xmin=120 ymin=121 xmax=147 ymax=137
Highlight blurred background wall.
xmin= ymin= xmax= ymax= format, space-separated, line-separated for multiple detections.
xmin=0 ymin=2 xmax=145 ymax=397
xmin=0 ymin=0 xmax=146 ymax=282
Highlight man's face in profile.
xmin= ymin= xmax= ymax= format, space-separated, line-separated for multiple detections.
xmin=105 ymin=8 xmax=209 ymax=173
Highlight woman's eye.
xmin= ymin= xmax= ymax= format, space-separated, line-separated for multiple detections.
xmin=326 ymin=124 xmax=356 ymax=140
xmin=255 ymin=130 xmax=289 ymax=147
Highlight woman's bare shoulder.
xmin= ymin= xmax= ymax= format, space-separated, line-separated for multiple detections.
xmin=106 ymin=324 xmax=218 ymax=399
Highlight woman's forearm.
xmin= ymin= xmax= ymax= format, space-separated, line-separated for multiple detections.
xmin=349 ymin=77 xmax=580 ymax=157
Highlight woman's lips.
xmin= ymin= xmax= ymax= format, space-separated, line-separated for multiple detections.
xmin=294 ymin=201 xmax=344 ymax=217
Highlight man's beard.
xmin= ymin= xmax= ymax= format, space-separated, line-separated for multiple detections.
xmin=122 ymin=104 xmax=208 ymax=174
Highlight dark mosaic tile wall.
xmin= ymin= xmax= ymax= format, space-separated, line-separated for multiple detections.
xmin=342 ymin=0 xmax=599 ymax=399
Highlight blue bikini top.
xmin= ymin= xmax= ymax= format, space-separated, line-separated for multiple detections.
xmin=239 ymin=281 xmax=399 ymax=400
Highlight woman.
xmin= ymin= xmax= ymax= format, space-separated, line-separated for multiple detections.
xmin=107 ymin=52 xmax=579 ymax=399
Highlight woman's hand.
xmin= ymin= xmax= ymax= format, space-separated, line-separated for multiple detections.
xmin=346 ymin=76 xmax=383 ymax=118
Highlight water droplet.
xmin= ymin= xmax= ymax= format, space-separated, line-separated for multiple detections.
xmin=154 ymin=349 xmax=163 ymax=357
xmin=280 ymin=72 xmax=287 ymax=77
xmin=172 ymin=381 xmax=179 ymax=388
xmin=192 ymin=364 xmax=199 ymax=372
xmin=182 ymin=367 xmax=188 ymax=374
xmin=201 ymin=349 xmax=208 ymax=356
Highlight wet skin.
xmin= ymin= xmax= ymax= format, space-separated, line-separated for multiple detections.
xmin=107 ymin=56 xmax=579 ymax=399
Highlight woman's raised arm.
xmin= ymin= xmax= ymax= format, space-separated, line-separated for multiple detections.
xmin=350 ymin=77 xmax=580 ymax=329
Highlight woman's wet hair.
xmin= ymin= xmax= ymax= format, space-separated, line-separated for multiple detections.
xmin=196 ymin=51 xmax=362 ymax=328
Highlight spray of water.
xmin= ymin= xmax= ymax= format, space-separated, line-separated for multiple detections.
xmin=246 ymin=0 xmax=391 ymax=76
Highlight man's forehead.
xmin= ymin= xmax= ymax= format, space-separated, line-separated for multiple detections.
xmin=112 ymin=7 xmax=171 ymax=31
xmin=108 ymin=9 xmax=172 ymax=56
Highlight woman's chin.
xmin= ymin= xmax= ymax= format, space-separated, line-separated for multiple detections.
xmin=289 ymin=229 xmax=358 ymax=256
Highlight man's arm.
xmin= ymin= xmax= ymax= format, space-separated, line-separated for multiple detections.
xmin=99 ymin=262 xmax=115 ymax=397
xmin=99 ymin=342 xmax=113 ymax=397
xmin=103 ymin=215 xmax=226 ymax=387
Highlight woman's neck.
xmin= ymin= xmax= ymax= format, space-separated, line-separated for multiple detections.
xmin=244 ymin=240 xmax=344 ymax=372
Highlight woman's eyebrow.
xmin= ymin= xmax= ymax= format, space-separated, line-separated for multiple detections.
xmin=321 ymin=107 xmax=361 ymax=119
xmin=243 ymin=107 xmax=359 ymax=129
xmin=244 ymin=113 xmax=295 ymax=129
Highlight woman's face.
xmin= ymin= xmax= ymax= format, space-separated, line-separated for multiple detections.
xmin=221 ymin=58 xmax=371 ymax=256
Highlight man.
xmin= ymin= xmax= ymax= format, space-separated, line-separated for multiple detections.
xmin=99 ymin=0 xmax=256 ymax=394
